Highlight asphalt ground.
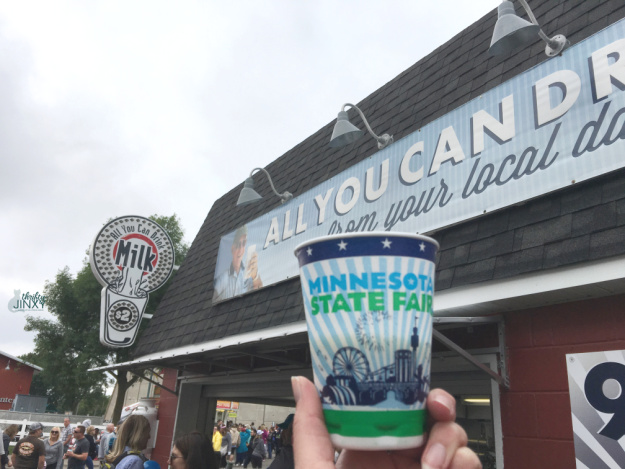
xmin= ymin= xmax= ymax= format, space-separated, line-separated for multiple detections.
xmin=93 ymin=455 xmax=278 ymax=469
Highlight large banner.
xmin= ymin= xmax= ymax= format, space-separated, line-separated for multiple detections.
xmin=213 ymin=20 xmax=625 ymax=303
xmin=567 ymin=350 xmax=625 ymax=467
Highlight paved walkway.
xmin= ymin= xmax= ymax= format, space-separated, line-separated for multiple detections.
xmin=231 ymin=456 xmax=277 ymax=469
xmin=94 ymin=456 xmax=278 ymax=468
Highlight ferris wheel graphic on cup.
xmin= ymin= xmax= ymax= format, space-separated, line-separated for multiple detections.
xmin=90 ymin=216 xmax=174 ymax=348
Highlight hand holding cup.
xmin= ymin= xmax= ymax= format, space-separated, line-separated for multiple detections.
xmin=291 ymin=376 xmax=482 ymax=469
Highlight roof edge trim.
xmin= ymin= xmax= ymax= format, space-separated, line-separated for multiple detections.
xmin=435 ymin=255 xmax=625 ymax=314
xmin=0 ymin=350 xmax=43 ymax=371
xmin=92 ymin=256 xmax=625 ymax=373
xmin=88 ymin=321 xmax=308 ymax=372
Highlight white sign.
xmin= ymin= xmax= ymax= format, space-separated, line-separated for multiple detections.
xmin=214 ymin=20 xmax=625 ymax=303
xmin=90 ymin=216 xmax=174 ymax=348
xmin=567 ymin=350 xmax=625 ymax=467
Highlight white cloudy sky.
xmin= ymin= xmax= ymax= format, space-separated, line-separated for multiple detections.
xmin=1 ymin=1 xmax=498 ymax=359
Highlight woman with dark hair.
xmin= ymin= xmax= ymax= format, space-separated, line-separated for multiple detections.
xmin=249 ymin=431 xmax=266 ymax=469
xmin=169 ymin=432 xmax=215 ymax=469
xmin=2 ymin=424 xmax=20 ymax=469
xmin=219 ymin=427 xmax=231 ymax=468
xmin=2 ymin=425 xmax=20 ymax=469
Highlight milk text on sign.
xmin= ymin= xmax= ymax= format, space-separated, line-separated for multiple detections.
xmin=115 ymin=239 xmax=156 ymax=272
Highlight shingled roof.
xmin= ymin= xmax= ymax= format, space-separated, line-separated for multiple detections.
xmin=134 ymin=0 xmax=625 ymax=358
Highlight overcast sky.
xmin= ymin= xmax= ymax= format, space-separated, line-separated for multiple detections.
xmin=1 ymin=1 xmax=498 ymax=360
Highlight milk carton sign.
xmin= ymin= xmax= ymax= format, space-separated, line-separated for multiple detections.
xmin=90 ymin=216 xmax=174 ymax=347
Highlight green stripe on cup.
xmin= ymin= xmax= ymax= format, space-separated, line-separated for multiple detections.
xmin=323 ymin=409 xmax=426 ymax=438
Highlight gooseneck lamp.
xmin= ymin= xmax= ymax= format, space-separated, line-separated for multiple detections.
xmin=489 ymin=0 xmax=568 ymax=57
xmin=237 ymin=167 xmax=293 ymax=207
xmin=329 ymin=103 xmax=393 ymax=150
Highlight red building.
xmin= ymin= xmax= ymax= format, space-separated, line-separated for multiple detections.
xmin=0 ymin=351 xmax=42 ymax=411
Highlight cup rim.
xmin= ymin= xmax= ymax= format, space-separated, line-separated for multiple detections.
xmin=294 ymin=231 xmax=439 ymax=253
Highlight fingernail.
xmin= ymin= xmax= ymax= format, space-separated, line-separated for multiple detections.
xmin=291 ymin=376 xmax=302 ymax=404
xmin=422 ymin=442 xmax=446 ymax=469
xmin=433 ymin=392 xmax=455 ymax=413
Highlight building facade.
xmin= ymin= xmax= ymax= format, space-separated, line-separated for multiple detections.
xmin=94 ymin=2 xmax=625 ymax=467
xmin=0 ymin=351 xmax=42 ymax=411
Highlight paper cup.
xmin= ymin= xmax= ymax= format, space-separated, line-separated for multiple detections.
xmin=294 ymin=232 xmax=439 ymax=450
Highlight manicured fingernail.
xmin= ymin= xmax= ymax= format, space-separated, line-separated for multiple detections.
xmin=291 ymin=376 xmax=302 ymax=404
xmin=422 ymin=442 xmax=446 ymax=469
xmin=433 ymin=392 xmax=455 ymax=413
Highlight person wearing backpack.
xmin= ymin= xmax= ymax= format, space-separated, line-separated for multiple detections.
xmin=84 ymin=427 xmax=97 ymax=469
xmin=103 ymin=415 xmax=150 ymax=469
xmin=98 ymin=425 xmax=115 ymax=460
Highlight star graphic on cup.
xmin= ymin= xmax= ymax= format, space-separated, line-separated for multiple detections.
xmin=381 ymin=238 xmax=392 ymax=249
xmin=307 ymin=247 xmax=313 ymax=256
xmin=419 ymin=242 xmax=426 ymax=252
xmin=338 ymin=240 xmax=348 ymax=251
xmin=404 ymin=275 xmax=418 ymax=289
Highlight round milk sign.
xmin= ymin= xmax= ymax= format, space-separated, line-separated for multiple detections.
xmin=90 ymin=216 xmax=174 ymax=347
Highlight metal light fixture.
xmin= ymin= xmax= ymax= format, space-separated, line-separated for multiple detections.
xmin=489 ymin=0 xmax=568 ymax=57
xmin=5 ymin=360 xmax=10 ymax=370
xmin=237 ymin=167 xmax=293 ymax=206
xmin=329 ymin=103 xmax=393 ymax=150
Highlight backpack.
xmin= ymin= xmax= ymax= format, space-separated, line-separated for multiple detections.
xmin=108 ymin=434 xmax=117 ymax=452
xmin=87 ymin=435 xmax=98 ymax=459
xmin=102 ymin=450 xmax=146 ymax=469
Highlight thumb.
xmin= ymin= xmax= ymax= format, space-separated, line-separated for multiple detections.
xmin=292 ymin=376 xmax=336 ymax=469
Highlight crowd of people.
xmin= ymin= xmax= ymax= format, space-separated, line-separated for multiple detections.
xmin=0 ymin=417 xmax=127 ymax=469
xmin=0 ymin=377 xmax=481 ymax=469
xmin=209 ymin=417 xmax=293 ymax=469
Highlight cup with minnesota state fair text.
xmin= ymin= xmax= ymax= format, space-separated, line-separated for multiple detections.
xmin=294 ymin=232 xmax=439 ymax=450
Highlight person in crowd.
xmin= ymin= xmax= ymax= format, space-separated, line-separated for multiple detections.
xmin=228 ymin=426 xmax=239 ymax=461
xmin=11 ymin=422 xmax=45 ymax=469
xmin=247 ymin=431 xmax=266 ymax=469
xmin=290 ymin=376 xmax=482 ymax=469
xmin=105 ymin=415 xmax=150 ymax=469
xmin=211 ymin=427 xmax=222 ymax=469
xmin=98 ymin=424 xmax=115 ymax=461
xmin=242 ymin=429 xmax=255 ymax=469
xmin=2 ymin=424 xmax=20 ymax=469
xmin=267 ymin=426 xmax=278 ymax=460
xmin=267 ymin=416 xmax=293 ymax=469
xmin=64 ymin=425 xmax=89 ymax=469
xmin=219 ymin=427 xmax=231 ymax=468
xmin=83 ymin=427 xmax=97 ymax=469
xmin=258 ymin=426 xmax=267 ymax=453
xmin=234 ymin=426 xmax=250 ymax=467
xmin=93 ymin=429 xmax=100 ymax=457
xmin=169 ymin=432 xmax=215 ymax=469
xmin=61 ymin=420 xmax=73 ymax=456
xmin=45 ymin=427 xmax=64 ymax=469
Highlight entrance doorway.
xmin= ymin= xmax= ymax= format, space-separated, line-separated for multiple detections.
xmin=431 ymin=353 xmax=502 ymax=469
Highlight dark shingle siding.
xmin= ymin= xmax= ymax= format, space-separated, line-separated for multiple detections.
xmin=134 ymin=0 xmax=625 ymax=357
xmin=435 ymin=168 xmax=625 ymax=289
